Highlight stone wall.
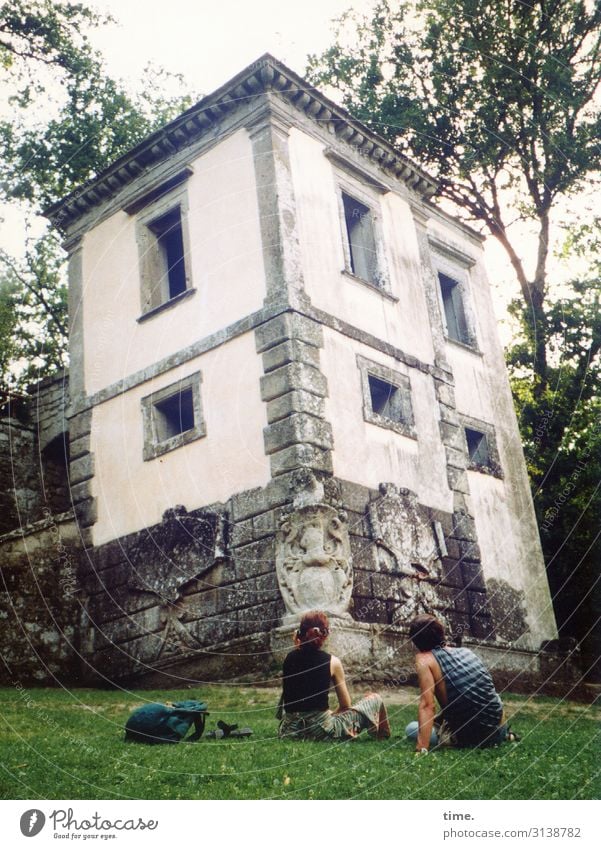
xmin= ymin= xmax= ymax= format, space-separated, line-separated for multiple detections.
xmin=0 ymin=511 xmax=82 ymax=685
xmin=0 ymin=377 xmax=70 ymax=535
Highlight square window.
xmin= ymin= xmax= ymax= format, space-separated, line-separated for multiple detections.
xmin=465 ymin=427 xmax=490 ymax=466
xmin=141 ymin=372 xmax=205 ymax=460
xmin=153 ymin=387 xmax=195 ymax=442
xmin=439 ymin=272 xmax=470 ymax=344
xmin=368 ymin=375 xmax=405 ymax=423
xmin=357 ymin=355 xmax=415 ymax=439
xmin=342 ymin=192 xmax=378 ymax=284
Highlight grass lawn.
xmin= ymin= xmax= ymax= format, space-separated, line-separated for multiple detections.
xmin=0 ymin=685 xmax=599 ymax=800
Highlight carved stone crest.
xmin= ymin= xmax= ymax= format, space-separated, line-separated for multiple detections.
xmin=368 ymin=484 xmax=442 ymax=577
xmin=276 ymin=503 xmax=353 ymax=621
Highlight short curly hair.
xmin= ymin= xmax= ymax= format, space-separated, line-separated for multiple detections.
xmin=409 ymin=614 xmax=446 ymax=652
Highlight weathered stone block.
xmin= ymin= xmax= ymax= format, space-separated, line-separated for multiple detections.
xmin=69 ymin=434 xmax=90 ymax=462
xmin=68 ymin=409 xmax=92 ymax=441
xmin=352 ymin=569 xmax=372 ymax=597
xmin=440 ymin=556 xmax=463 ymax=588
xmin=255 ymin=312 xmax=323 ymax=353
xmin=470 ymin=615 xmax=495 ymax=640
xmin=445 ymin=446 xmax=467 ymax=471
xmin=238 ymin=600 xmax=283 ymax=635
xmin=70 ymin=452 xmax=94 ymax=485
xmin=439 ymin=420 xmax=464 ymax=450
xmin=439 ymin=403 xmax=459 ymax=426
xmin=451 ymin=514 xmax=477 ymax=542
xmin=74 ymin=497 xmax=97 ymax=528
xmin=262 ymin=339 xmax=321 ymax=373
xmin=371 ymin=572 xmax=404 ymax=600
xmin=260 ymin=363 xmax=328 ymax=401
xmin=468 ymin=590 xmax=489 ymax=618
xmin=435 ymin=381 xmax=456 ymax=408
xmin=459 ymin=540 xmax=481 ymax=561
xmin=264 ymin=413 xmax=333 ymax=455
xmin=339 ymin=479 xmax=371 ymax=514
xmin=454 ymin=589 xmax=470 ymax=613
xmin=252 ymin=510 xmax=277 ymax=539
xmin=230 ymin=518 xmax=254 ymax=548
xmin=447 ymin=466 xmax=470 ymax=494
xmin=461 ymin=561 xmax=486 ymax=591
xmin=349 ymin=535 xmax=377 ymax=572
xmin=229 ymin=474 xmax=295 ymax=521
xmin=266 ymin=390 xmax=326 ymax=424
xmin=352 ymin=595 xmax=388 ymax=624
xmin=270 ymin=443 xmax=333 ymax=476
xmin=233 ymin=538 xmax=276 ymax=580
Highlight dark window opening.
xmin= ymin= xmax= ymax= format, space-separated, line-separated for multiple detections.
xmin=154 ymin=388 xmax=195 ymax=442
xmin=465 ymin=427 xmax=490 ymax=466
xmin=439 ymin=272 xmax=469 ymax=344
xmin=369 ymin=375 xmax=405 ymax=423
xmin=149 ymin=209 xmax=187 ymax=299
xmin=343 ymin=192 xmax=378 ymax=283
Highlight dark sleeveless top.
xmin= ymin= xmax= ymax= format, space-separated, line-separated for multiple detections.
xmin=282 ymin=648 xmax=331 ymax=712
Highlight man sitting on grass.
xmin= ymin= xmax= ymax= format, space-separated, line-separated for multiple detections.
xmin=406 ymin=613 xmax=515 ymax=753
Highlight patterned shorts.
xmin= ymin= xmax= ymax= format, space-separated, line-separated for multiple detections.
xmin=279 ymin=693 xmax=385 ymax=741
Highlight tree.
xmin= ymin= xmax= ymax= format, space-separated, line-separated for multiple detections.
xmin=309 ymin=0 xmax=601 ymax=673
xmin=308 ymin=0 xmax=601 ymax=390
xmin=0 ymin=1 xmax=196 ymax=391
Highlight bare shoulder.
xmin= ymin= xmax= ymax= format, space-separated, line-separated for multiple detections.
xmin=330 ymin=654 xmax=344 ymax=674
xmin=415 ymin=650 xmax=434 ymax=670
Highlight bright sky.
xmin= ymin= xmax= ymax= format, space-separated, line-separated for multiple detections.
xmin=90 ymin=0 xmax=355 ymax=92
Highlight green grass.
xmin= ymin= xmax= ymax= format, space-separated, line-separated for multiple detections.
xmin=0 ymin=686 xmax=599 ymax=800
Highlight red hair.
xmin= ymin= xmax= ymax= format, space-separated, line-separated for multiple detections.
xmin=297 ymin=611 xmax=330 ymax=649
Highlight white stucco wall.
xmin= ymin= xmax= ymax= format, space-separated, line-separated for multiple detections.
xmin=81 ymin=129 xmax=266 ymax=395
xmin=89 ymin=332 xmax=270 ymax=544
xmin=288 ymin=128 xmax=436 ymax=366
xmin=321 ymin=327 xmax=453 ymax=513
xmin=429 ymin=217 xmax=557 ymax=645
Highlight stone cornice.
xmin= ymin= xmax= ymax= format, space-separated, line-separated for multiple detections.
xmin=44 ymin=54 xmax=438 ymax=231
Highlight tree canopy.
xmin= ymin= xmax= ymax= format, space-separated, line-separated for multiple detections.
xmin=0 ymin=0 xmax=196 ymax=393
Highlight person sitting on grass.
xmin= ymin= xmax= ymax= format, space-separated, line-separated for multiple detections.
xmin=278 ymin=610 xmax=390 ymax=741
xmin=406 ymin=613 xmax=516 ymax=754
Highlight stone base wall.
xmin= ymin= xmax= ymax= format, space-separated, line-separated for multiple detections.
xmin=0 ymin=512 xmax=82 ymax=685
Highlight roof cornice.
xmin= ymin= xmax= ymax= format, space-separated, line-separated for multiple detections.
xmin=45 ymin=53 xmax=438 ymax=230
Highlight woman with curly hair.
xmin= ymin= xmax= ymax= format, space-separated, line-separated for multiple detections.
xmin=278 ymin=610 xmax=390 ymax=741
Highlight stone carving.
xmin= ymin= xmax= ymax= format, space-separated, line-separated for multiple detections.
xmin=389 ymin=578 xmax=447 ymax=628
xmin=276 ymin=487 xmax=353 ymax=620
xmin=127 ymin=505 xmax=227 ymax=602
xmin=368 ymin=484 xmax=441 ymax=577
xmin=156 ymin=601 xmax=201 ymax=659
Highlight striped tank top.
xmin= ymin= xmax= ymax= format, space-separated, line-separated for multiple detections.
xmin=432 ymin=646 xmax=503 ymax=746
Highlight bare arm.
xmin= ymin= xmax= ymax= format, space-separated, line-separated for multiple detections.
xmin=330 ymin=655 xmax=352 ymax=712
xmin=416 ymin=654 xmax=436 ymax=751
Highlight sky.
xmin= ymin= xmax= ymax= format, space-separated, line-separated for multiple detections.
xmin=90 ymin=0 xmax=355 ymax=92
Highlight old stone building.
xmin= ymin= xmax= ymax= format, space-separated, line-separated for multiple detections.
xmin=1 ymin=55 xmax=574 ymax=688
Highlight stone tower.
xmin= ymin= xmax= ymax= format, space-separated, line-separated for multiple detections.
xmin=40 ymin=55 xmax=558 ymax=685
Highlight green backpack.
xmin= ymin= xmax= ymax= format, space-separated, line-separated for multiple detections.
xmin=124 ymin=699 xmax=209 ymax=744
